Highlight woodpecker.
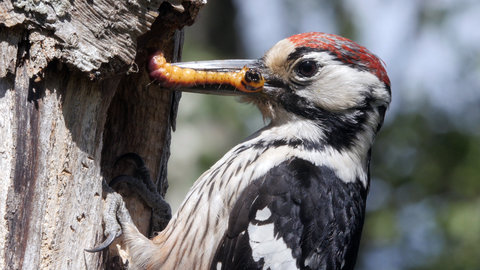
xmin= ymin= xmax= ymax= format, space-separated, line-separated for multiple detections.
xmin=93 ymin=32 xmax=391 ymax=270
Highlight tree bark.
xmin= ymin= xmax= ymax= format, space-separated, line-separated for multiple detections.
xmin=0 ymin=0 xmax=204 ymax=269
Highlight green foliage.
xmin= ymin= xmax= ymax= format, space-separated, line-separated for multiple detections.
xmin=374 ymin=110 xmax=480 ymax=198
xmin=360 ymin=108 xmax=480 ymax=270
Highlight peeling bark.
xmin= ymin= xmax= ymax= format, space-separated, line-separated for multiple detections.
xmin=0 ymin=0 xmax=205 ymax=269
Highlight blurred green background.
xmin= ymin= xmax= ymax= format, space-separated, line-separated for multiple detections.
xmin=166 ymin=1 xmax=480 ymax=269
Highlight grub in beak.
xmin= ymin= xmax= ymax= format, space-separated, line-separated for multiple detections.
xmin=148 ymin=52 xmax=265 ymax=95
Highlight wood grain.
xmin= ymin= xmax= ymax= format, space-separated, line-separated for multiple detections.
xmin=0 ymin=0 xmax=205 ymax=268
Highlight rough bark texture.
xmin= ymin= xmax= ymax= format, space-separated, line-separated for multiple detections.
xmin=0 ymin=0 xmax=204 ymax=269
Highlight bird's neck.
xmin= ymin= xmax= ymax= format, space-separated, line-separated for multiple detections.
xmin=254 ymin=109 xmax=378 ymax=188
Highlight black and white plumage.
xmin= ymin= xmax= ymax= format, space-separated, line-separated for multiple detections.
xmin=99 ymin=32 xmax=391 ymax=270
xmin=212 ymin=159 xmax=366 ymax=270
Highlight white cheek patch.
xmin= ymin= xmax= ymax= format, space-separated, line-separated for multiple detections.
xmin=297 ymin=65 xmax=383 ymax=111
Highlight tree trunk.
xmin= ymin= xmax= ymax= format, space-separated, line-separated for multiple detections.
xmin=0 ymin=1 xmax=204 ymax=269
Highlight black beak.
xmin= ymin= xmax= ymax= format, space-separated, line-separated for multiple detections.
xmin=149 ymin=53 xmax=278 ymax=96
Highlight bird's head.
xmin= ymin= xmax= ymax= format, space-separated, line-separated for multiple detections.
xmin=150 ymin=32 xmax=391 ymax=148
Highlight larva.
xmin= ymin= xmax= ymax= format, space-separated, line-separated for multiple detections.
xmin=149 ymin=52 xmax=264 ymax=93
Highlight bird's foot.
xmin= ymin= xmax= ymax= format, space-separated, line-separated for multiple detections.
xmin=110 ymin=153 xmax=172 ymax=233
xmin=85 ymin=153 xmax=171 ymax=252
xmin=85 ymin=188 xmax=132 ymax=252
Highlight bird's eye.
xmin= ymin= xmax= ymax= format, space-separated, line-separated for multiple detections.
xmin=296 ymin=60 xmax=318 ymax=77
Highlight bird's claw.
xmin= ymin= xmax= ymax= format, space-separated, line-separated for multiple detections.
xmin=85 ymin=232 xmax=116 ymax=253
xmin=85 ymin=189 xmax=129 ymax=253
xmin=86 ymin=153 xmax=171 ymax=252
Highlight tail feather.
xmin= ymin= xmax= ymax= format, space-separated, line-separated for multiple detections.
xmin=123 ymin=223 xmax=162 ymax=269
